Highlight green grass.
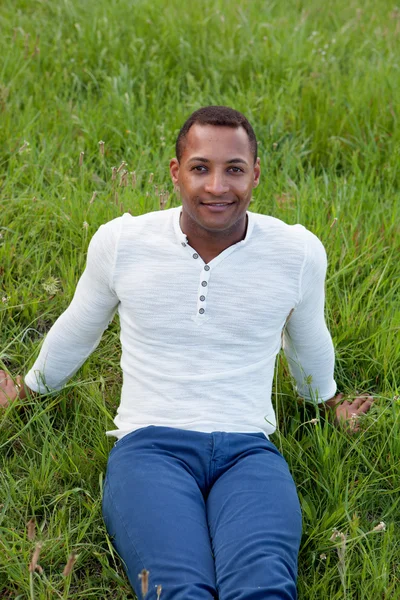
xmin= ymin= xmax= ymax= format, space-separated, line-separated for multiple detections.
xmin=1 ymin=0 xmax=399 ymax=597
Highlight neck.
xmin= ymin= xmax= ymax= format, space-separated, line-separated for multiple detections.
xmin=180 ymin=212 xmax=248 ymax=262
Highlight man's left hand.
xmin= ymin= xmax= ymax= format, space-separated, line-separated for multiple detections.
xmin=322 ymin=392 xmax=374 ymax=432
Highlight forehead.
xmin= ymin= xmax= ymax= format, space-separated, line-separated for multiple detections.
xmin=182 ymin=124 xmax=252 ymax=162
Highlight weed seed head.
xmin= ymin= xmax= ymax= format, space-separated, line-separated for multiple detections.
xmin=18 ymin=140 xmax=30 ymax=154
xmin=117 ymin=161 xmax=127 ymax=173
xmin=62 ymin=553 xmax=78 ymax=577
xmin=29 ymin=542 xmax=43 ymax=573
xmin=27 ymin=518 xmax=36 ymax=541
xmin=138 ymin=568 xmax=149 ymax=597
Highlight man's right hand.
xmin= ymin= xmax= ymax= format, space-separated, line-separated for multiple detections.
xmin=0 ymin=370 xmax=27 ymax=407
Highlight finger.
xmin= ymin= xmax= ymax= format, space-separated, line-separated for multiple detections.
xmin=340 ymin=399 xmax=352 ymax=409
xmin=349 ymin=395 xmax=374 ymax=410
xmin=354 ymin=398 xmax=374 ymax=415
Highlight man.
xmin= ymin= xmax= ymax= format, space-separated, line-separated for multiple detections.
xmin=1 ymin=106 xmax=373 ymax=599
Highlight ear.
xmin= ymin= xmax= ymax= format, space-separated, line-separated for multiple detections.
xmin=253 ymin=157 xmax=261 ymax=188
xmin=170 ymin=158 xmax=180 ymax=186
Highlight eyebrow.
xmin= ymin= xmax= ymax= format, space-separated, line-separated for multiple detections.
xmin=188 ymin=157 xmax=248 ymax=165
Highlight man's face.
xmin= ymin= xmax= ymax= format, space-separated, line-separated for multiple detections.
xmin=170 ymin=124 xmax=260 ymax=235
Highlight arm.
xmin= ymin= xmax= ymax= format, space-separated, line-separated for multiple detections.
xmin=2 ymin=218 xmax=122 ymax=403
xmin=283 ymin=230 xmax=337 ymax=404
xmin=282 ymin=229 xmax=374 ymax=428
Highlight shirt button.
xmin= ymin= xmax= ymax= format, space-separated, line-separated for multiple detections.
xmin=201 ymin=281 xmax=207 ymax=287
xmin=193 ymin=253 xmax=199 ymax=259
xmin=204 ymin=265 xmax=210 ymax=271
xmin=181 ymin=242 xmax=186 ymax=247
xmin=199 ymin=295 xmax=205 ymax=301
xmin=199 ymin=308 xmax=205 ymax=314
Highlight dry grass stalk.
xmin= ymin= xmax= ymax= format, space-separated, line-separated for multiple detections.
xmin=62 ymin=552 xmax=78 ymax=577
xmin=159 ymin=191 xmax=169 ymax=210
xmin=29 ymin=542 xmax=43 ymax=573
xmin=330 ymin=529 xmax=347 ymax=595
xmin=89 ymin=191 xmax=97 ymax=204
xmin=27 ymin=518 xmax=36 ymax=541
xmin=138 ymin=568 xmax=149 ymax=597
xmin=98 ymin=140 xmax=105 ymax=156
xmin=111 ymin=166 xmax=117 ymax=180
xmin=148 ymin=172 xmax=154 ymax=184
xmin=131 ymin=171 xmax=136 ymax=187
xmin=31 ymin=35 xmax=40 ymax=58
xmin=24 ymin=33 xmax=30 ymax=58
xmin=79 ymin=151 xmax=84 ymax=167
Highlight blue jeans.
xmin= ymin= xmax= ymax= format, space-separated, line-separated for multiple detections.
xmin=102 ymin=426 xmax=302 ymax=600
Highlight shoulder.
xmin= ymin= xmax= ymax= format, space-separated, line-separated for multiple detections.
xmin=92 ymin=208 xmax=175 ymax=242
xmin=250 ymin=211 xmax=326 ymax=254
xmin=87 ymin=215 xmax=124 ymax=255
xmin=116 ymin=207 xmax=176 ymax=239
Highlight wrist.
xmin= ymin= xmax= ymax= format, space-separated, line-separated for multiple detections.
xmin=18 ymin=379 xmax=34 ymax=400
xmin=320 ymin=392 xmax=344 ymax=412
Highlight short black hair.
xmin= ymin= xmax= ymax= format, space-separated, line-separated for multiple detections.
xmin=175 ymin=106 xmax=258 ymax=164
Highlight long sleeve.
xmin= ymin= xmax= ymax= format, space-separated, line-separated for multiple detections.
xmin=282 ymin=230 xmax=337 ymax=403
xmin=24 ymin=219 xmax=122 ymax=394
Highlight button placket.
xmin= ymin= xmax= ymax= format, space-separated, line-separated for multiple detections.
xmin=176 ymin=231 xmax=211 ymax=321
xmin=196 ymin=264 xmax=211 ymax=318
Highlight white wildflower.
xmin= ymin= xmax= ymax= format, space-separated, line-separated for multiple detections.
xmin=372 ymin=521 xmax=386 ymax=532
xmin=42 ymin=277 xmax=61 ymax=295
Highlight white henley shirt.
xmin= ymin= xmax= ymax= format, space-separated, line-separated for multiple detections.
xmin=25 ymin=206 xmax=337 ymax=439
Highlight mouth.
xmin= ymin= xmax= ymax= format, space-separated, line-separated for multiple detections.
xmin=200 ymin=201 xmax=235 ymax=211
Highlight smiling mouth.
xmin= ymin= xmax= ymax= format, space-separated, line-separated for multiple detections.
xmin=201 ymin=202 xmax=234 ymax=206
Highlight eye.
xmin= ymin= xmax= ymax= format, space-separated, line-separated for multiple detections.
xmin=228 ymin=166 xmax=244 ymax=173
xmin=191 ymin=165 xmax=208 ymax=172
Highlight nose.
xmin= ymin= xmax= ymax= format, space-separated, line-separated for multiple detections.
xmin=204 ymin=172 xmax=229 ymax=196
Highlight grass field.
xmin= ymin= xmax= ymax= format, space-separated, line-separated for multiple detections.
xmin=1 ymin=0 xmax=400 ymax=597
